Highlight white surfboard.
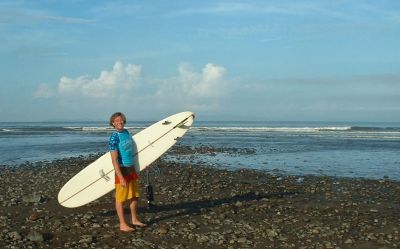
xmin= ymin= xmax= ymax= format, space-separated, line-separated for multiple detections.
xmin=58 ymin=111 xmax=195 ymax=208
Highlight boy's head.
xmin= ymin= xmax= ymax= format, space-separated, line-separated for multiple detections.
xmin=109 ymin=112 xmax=126 ymax=127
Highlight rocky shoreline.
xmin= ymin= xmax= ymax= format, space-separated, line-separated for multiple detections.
xmin=1 ymin=151 xmax=399 ymax=249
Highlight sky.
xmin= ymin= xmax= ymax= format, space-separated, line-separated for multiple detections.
xmin=1 ymin=0 xmax=399 ymax=122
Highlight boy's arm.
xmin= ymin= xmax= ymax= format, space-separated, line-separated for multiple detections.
xmin=111 ymin=150 xmax=127 ymax=187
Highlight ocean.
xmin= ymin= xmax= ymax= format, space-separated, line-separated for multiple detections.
xmin=1 ymin=120 xmax=399 ymax=181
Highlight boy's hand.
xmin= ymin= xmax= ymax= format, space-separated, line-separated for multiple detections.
xmin=119 ymin=175 xmax=127 ymax=187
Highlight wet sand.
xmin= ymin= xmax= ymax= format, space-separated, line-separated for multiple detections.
xmin=0 ymin=150 xmax=399 ymax=249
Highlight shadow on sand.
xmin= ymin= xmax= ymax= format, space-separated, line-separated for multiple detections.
xmin=100 ymin=190 xmax=300 ymax=225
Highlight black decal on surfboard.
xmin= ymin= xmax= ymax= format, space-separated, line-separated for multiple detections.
xmin=99 ymin=169 xmax=111 ymax=181
xmin=178 ymin=124 xmax=190 ymax=129
xmin=162 ymin=120 xmax=171 ymax=125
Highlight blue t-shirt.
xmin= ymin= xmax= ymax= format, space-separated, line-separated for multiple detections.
xmin=109 ymin=129 xmax=134 ymax=167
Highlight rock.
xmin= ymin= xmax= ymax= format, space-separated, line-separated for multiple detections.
xmin=312 ymin=228 xmax=320 ymax=234
xmin=22 ymin=193 xmax=44 ymax=203
xmin=237 ymin=237 xmax=247 ymax=243
xmin=235 ymin=201 xmax=243 ymax=207
xmin=53 ymin=219 xmax=63 ymax=227
xmin=28 ymin=212 xmax=39 ymax=221
xmin=27 ymin=230 xmax=44 ymax=242
xmin=8 ymin=231 xmax=22 ymax=241
xmin=188 ymin=222 xmax=197 ymax=230
xmin=92 ymin=223 xmax=101 ymax=228
xmin=266 ymin=229 xmax=278 ymax=238
xmin=196 ymin=235 xmax=209 ymax=243
xmin=367 ymin=233 xmax=377 ymax=241
xmin=79 ymin=235 xmax=94 ymax=243
xmin=158 ymin=226 xmax=168 ymax=235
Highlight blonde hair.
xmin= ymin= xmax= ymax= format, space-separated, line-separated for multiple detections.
xmin=109 ymin=112 xmax=126 ymax=127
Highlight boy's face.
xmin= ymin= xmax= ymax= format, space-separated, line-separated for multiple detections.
xmin=112 ymin=116 xmax=125 ymax=131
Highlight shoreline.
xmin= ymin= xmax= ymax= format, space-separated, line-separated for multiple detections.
xmin=0 ymin=154 xmax=399 ymax=248
xmin=3 ymin=144 xmax=399 ymax=182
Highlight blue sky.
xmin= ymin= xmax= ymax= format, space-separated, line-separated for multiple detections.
xmin=1 ymin=0 xmax=399 ymax=122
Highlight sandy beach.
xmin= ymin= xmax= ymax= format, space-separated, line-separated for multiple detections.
xmin=1 ymin=151 xmax=399 ymax=249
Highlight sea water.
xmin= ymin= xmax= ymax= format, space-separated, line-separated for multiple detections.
xmin=0 ymin=120 xmax=399 ymax=181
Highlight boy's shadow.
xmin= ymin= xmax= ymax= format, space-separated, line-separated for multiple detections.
xmin=100 ymin=191 xmax=299 ymax=225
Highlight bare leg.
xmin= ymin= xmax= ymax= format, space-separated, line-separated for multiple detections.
xmin=116 ymin=201 xmax=135 ymax=232
xmin=130 ymin=198 xmax=146 ymax=227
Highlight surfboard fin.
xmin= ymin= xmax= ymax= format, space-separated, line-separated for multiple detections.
xmin=177 ymin=124 xmax=190 ymax=129
xmin=174 ymin=137 xmax=181 ymax=141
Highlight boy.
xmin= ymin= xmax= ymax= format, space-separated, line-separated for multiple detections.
xmin=109 ymin=112 xmax=146 ymax=232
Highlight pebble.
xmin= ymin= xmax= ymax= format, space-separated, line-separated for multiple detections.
xmin=158 ymin=226 xmax=168 ymax=235
xmin=26 ymin=230 xmax=44 ymax=242
xmin=8 ymin=231 xmax=22 ymax=241
xmin=28 ymin=212 xmax=39 ymax=221
xmin=267 ymin=229 xmax=279 ymax=238
xmin=22 ymin=193 xmax=44 ymax=204
xmin=79 ymin=235 xmax=94 ymax=243
xmin=237 ymin=237 xmax=247 ymax=243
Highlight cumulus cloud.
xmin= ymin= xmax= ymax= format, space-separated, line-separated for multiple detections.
xmin=160 ymin=62 xmax=227 ymax=97
xmin=189 ymin=63 xmax=227 ymax=97
xmin=58 ymin=61 xmax=141 ymax=98
xmin=33 ymin=61 xmax=230 ymax=113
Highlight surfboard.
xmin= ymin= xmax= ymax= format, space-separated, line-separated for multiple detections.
xmin=58 ymin=111 xmax=195 ymax=208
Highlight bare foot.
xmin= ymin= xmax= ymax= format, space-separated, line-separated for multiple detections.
xmin=131 ymin=220 xmax=147 ymax=227
xmin=120 ymin=224 xmax=135 ymax=232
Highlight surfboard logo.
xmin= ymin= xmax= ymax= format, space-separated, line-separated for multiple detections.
xmin=99 ymin=169 xmax=111 ymax=182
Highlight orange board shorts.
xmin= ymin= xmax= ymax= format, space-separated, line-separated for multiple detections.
xmin=115 ymin=178 xmax=140 ymax=203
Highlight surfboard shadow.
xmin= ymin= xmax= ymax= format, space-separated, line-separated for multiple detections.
xmin=137 ymin=190 xmax=300 ymax=225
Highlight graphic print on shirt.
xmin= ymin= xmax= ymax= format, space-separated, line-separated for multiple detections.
xmin=109 ymin=130 xmax=134 ymax=167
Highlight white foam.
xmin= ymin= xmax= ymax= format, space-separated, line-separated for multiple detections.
xmin=193 ymin=126 xmax=353 ymax=133
xmin=64 ymin=126 xmax=111 ymax=132
xmin=64 ymin=126 xmax=144 ymax=132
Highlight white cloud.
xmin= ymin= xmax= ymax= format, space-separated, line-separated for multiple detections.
xmin=33 ymin=61 xmax=230 ymax=113
xmin=175 ymin=62 xmax=227 ymax=97
xmin=155 ymin=62 xmax=229 ymax=110
xmin=58 ymin=61 xmax=141 ymax=98
xmin=33 ymin=83 xmax=54 ymax=99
